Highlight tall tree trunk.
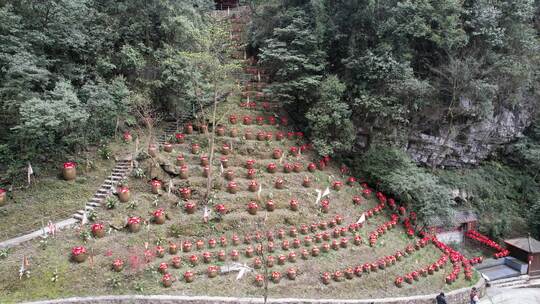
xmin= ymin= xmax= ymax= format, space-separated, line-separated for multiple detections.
xmin=205 ymin=80 xmax=219 ymax=201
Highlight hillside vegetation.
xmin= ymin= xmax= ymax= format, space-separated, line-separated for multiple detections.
xmin=0 ymin=0 xmax=215 ymax=178
xmin=0 ymin=0 xmax=538 ymax=252
xmin=247 ymin=0 xmax=540 ymax=239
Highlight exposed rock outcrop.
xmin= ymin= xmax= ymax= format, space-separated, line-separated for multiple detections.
xmin=360 ymin=95 xmax=537 ymax=168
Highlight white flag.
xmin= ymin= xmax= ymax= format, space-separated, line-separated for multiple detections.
xmin=257 ymin=184 xmax=262 ymax=201
xmin=27 ymin=163 xmax=34 ymax=185
xmin=257 ymin=71 xmax=261 ymax=82
xmin=168 ymin=180 xmax=173 ymax=194
xmin=279 ymin=152 xmax=284 ymax=165
xmin=220 ymin=163 xmax=224 ymax=174
xmin=19 ymin=260 xmax=25 ymax=279
xmin=41 ymin=219 xmax=48 ymax=238
xmin=81 ymin=211 xmax=88 ymax=226
xmin=236 ymin=263 xmax=251 ymax=280
xmin=203 ymin=206 xmax=210 ymax=223
xmin=315 ymin=189 xmax=322 ymax=206
xmin=356 ymin=213 xmax=366 ymax=224
xmin=236 ymin=267 xmax=246 ymax=280
xmin=19 ymin=256 xmax=28 ymax=280
xmin=47 ymin=220 xmax=56 ymax=236
xmin=322 ymin=187 xmax=330 ymax=198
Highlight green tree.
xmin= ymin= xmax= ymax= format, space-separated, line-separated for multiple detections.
xmin=355 ymin=147 xmax=454 ymax=226
xmin=258 ymin=7 xmax=326 ymax=120
xmin=529 ymin=199 xmax=540 ymax=238
xmin=14 ymin=80 xmax=89 ymax=158
xmin=180 ymin=18 xmax=240 ymax=202
xmin=306 ymin=75 xmax=354 ymax=156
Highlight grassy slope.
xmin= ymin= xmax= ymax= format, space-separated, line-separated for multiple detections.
xmin=0 ymin=88 xmax=478 ymax=302
xmin=0 ymin=15 xmax=481 ymax=301
xmin=0 ymin=139 xmax=140 ymax=240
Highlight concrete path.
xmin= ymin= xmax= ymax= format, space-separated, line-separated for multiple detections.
xmin=0 ymin=218 xmax=78 ymax=249
xmin=480 ymin=287 xmax=540 ymax=304
xmin=0 ymin=157 xmax=133 ymax=249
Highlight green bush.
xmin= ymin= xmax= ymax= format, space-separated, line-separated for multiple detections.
xmin=436 ymin=162 xmax=539 ymax=239
xmin=306 ymin=76 xmax=355 ymax=156
xmin=351 ymin=146 xmax=454 ymax=226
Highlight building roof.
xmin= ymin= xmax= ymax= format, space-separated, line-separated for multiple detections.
xmin=504 ymin=237 xmax=540 ymax=254
xmin=429 ymin=210 xmax=478 ymax=227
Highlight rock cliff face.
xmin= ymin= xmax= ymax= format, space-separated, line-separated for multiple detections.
xmin=355 ymin=95 xmax=537 ymax=168
xmin=405 ymin=98 xmax=536 ymax=168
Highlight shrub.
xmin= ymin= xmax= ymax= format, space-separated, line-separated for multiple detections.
xmin=105 ymin=197 xmax=118 ymax=209
xmin=352 ymin=146 xmax=453 ymax=225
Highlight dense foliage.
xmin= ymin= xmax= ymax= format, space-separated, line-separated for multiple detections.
xmin=351 ymin=146 xmax=455 ymax=228
xmin=250 ymin=0 xmax=539 ymax=156
xmin=1 ymin=0 xmax=538 ymax=239
xmin=0 ymin=0 xmax=215 ymax=177
xmin=249 ymin=0 xmax=540 ymax=238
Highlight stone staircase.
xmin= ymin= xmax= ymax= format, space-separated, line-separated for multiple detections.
xmin=487 ymin=274 xmax=540 ymax=289
xmin=157 ymin=121 xmax=180 ymax=145
xmin=488 ymin=274 xmax=530 ymax=288
xmin=72 ymin=158 xmax=133 ymax=221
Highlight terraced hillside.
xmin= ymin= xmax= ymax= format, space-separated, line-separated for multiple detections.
xmin=0 ymin=9 xmax=482 ymax=303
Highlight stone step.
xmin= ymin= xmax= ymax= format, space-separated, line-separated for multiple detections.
xmin=490 ymin=275 xmax=530 ymax=285
xmin=87 ymin=202 xmax=101 ymax=207
xmin=489 ymin=274 xmax=530 ymax=288
xmin=492 ymin=279 xmax=529 ymax=288
xmin=89 ymin=198 xmax=103 ymax=203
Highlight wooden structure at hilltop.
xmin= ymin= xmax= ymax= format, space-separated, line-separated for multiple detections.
xmin=504 ymin=237 xmax=540 ymax=277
